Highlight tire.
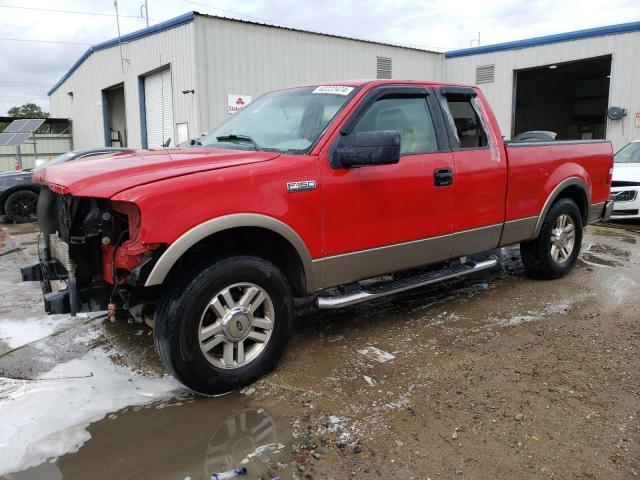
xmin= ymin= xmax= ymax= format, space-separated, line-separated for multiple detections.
xmin=154 ymin=255 xmax=293 ymax=395
xmin=520 ymin=198 xmax=583 ymax=279
xmin=4 ymin=190 xmax=38 ymax=223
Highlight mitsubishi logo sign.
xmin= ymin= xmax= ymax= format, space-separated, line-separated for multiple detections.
xmin=228 ymin=94 xmax=252 ymax=114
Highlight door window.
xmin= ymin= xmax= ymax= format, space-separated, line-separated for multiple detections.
xmin=443 ymin=94 xmax=488 ymax=149
xmin=351 ymin=96 xmax=438 ymax=155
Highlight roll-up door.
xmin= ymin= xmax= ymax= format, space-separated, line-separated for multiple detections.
xmin=144 ymin=67 xmax=174 ymax=147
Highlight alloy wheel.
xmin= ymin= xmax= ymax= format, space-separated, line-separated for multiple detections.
xmin=198 ymin=282 xmax=274 ymax=369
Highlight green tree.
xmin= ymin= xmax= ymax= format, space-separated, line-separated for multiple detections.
xmin=7 ymin=103 xmax=49 ymax=118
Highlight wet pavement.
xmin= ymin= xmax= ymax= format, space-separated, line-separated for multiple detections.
xmin=0 ymin=222 xmax=638 ymax=479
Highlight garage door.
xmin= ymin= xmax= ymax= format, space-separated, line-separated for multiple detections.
xmin=144 ymin=68 xmax=174 ymax=147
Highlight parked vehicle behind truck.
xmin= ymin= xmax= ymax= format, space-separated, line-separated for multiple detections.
xmin=610 ymin=139 xmax=640 ymax=219
xmin=0 ymin=147 xmax=134 ymax=223
xmin=23 ymin=80 xmax=614 ymax=394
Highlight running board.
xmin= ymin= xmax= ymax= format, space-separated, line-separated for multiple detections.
xmin=316 ymin=257 xmax=498 ymax=310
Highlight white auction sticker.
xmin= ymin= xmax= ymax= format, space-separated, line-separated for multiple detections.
xmin=312 ymin=85 xmax=354 ymax=95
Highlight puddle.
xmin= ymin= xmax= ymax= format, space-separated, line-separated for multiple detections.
xmin=0 ymin=348 xmax=183 ymax=476
xmin=580 ymin=242 xmax=632 ymax=267
xmin=9 ymin=399 xmax=294 ymax=480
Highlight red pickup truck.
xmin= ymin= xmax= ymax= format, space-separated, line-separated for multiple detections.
xmin=23 ymin=80 xmax=613 ymax=394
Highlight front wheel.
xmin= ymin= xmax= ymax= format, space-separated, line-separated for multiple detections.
xmin=154 ymin=255 xmax=293 ymax=395
xmin=4 ymin=189 xmax=38 ymax=223
xmin=520 ymin=198 xmax=583 ymax=279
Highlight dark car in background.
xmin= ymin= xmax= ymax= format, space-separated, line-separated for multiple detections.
xmin=0 ymin=147 xmax=134 ymax=223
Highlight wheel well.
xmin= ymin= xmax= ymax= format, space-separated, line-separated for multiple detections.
xmin=554 ymin=185 xmax=588 ymax=224
xmin=164 ymin=227 xmax=307 ymax=296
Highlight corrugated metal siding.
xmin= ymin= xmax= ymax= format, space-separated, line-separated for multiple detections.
xmin=445 ymin=31 xmax=640 ymax=150
xmin=194 ymin=15 xmax=444 ymax=133
xmin=50 ymin=23 xmax=197 ymax=149
xmin=0 ymin=134 xmax=72 ymax=171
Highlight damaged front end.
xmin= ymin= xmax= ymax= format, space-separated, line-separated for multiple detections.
xmin=21 ymin=186 xmax=163 ymax=319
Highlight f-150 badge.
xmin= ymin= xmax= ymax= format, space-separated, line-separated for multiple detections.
xmin=287 ymin=180 xmax=316 ymax=192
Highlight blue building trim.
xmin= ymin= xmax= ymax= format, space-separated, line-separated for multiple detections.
xmin=138 ymin=76 xmax=148 ymax=149
xmin=101 ymin=89 xmax=110 ymax=147
xmin=446 ymin=20 xmax=640 ymax=58
xmin=47 ymin=11 xmax=195 ymax=96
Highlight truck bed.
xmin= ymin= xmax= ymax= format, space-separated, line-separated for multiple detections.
xmin=504 ymin=139 xmax=612 ymax=223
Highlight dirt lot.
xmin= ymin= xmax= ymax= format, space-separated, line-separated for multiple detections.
xmin=0 ymin=222 xmax=638 ymax=479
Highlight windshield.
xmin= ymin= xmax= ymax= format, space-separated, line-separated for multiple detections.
xmin=614 ymin=141 xmax=640 ymax=164
xmin=200 ymin=86 xmax=357 ymax=153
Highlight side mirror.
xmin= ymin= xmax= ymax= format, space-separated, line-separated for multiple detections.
xmin=332 ymin=130 xmax=401 ymax=168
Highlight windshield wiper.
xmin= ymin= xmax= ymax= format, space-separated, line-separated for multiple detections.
xmin=215 ymin=134 xmax=261 ymax=150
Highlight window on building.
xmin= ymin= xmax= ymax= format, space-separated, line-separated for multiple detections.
xmin=352 ymin=96 xmax=438 ymax=155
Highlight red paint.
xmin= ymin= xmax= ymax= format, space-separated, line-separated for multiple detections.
xmin=35 ymin=80 xmax=613 ymax=282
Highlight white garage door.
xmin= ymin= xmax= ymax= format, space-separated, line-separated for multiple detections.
xmin=144 ymin=68 xmax=174 ymax=148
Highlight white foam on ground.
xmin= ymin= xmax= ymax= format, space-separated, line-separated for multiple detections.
xmin=0 ymin=316 xmax=77 ymax=349
xmin=357 ymin=346 xmax=395 ymax=363
xmin=0 ymin=348 xmax=183 ymax=475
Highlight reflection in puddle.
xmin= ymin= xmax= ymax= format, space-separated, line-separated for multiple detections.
xmin=12 ymin=400 xmax=293 ymax=480
xmin=580 ymin=242 xmax=631 ymax=267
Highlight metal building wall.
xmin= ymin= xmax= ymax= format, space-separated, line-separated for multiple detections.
xmin=444 ymin=31 xmax=640 ymax=150
xmin=0 ymin=134 xmax=72 ymax=171
xmin=193 ymin=15 xmax=445 ymax=134
xmin=50 ymin=22 xmax=197 ymax=149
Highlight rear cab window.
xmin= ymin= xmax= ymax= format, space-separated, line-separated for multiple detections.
xmin=440 ymin=91 xmax=489 ymax=149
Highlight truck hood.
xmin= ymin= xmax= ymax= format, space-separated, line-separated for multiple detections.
xmin=612 ymin=163 xmax=640 ymax=183
xmin=33 ymin=147 xmax=281 ymax=198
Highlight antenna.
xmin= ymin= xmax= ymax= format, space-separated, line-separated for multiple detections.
xmin=114 ymin=0 xmax=125 ymax=73
xmin=470 ymin=31 xmax=481 ymax=47
xmin=141 ymin=0 xmax=149 ymax=27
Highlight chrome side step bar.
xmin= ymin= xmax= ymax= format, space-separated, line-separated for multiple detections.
xmin=316 ymin=257 xmax=499 ymax=310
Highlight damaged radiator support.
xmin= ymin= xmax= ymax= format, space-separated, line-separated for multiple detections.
xmin=48 ymin=233 xmax=78 ymax=316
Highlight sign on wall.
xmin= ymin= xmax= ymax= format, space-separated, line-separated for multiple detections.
xmin=228 ymin=94 xmax=252 ymax=114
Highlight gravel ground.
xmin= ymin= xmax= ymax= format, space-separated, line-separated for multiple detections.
xmin=0 ymin=222 xmax=638 ymax=480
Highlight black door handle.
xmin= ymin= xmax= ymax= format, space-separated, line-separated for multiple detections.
xmin=434 ymin=167 xmax=453 ymax=187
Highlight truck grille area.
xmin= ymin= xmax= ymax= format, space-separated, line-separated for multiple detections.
xmin=37 ymin=186 xmax=128 ymax=285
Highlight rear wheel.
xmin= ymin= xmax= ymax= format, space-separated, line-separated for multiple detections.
xmin=154 ymin=255 xmax=293 ymax=395
xmin=520 ymin=198 xmax=583 ymax=279
xmin=4 ymin=190 xmax=38 ymax=223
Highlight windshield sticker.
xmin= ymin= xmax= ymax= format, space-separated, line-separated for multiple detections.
xmin=312 ymin=86 xmax=354 ymax=95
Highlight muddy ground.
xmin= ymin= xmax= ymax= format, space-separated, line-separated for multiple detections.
xmin=0 ymin=222 xmax=638 ymax=480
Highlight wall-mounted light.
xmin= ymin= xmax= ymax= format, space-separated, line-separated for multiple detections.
xmin=549 ymin=65 xmax=558 ymax=69
xmin=182 ymin=89 xmax=195 ymax=94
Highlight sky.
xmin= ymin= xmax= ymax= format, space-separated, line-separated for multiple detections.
xmin=0 ymin=0 xmax=639 ymax=115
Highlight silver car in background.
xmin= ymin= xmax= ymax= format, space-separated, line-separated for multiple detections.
xmin=611 ymin=139 xmax=640 ymax=220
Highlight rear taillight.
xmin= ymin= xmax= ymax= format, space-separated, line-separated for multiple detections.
xmin=607 ymin=167 xmax=613 ymax=185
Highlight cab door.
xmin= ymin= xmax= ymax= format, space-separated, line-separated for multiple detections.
xmin=317 ymin=85 xmax=455 ymax=287
xmin=437 ymin=87 xmax=507 ymax=257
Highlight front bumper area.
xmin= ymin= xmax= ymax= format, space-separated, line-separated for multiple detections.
xmin=21 ymin=260 xmax=111 ymax=315
xmin=610 ymin=187 xmax=640 ymax=219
